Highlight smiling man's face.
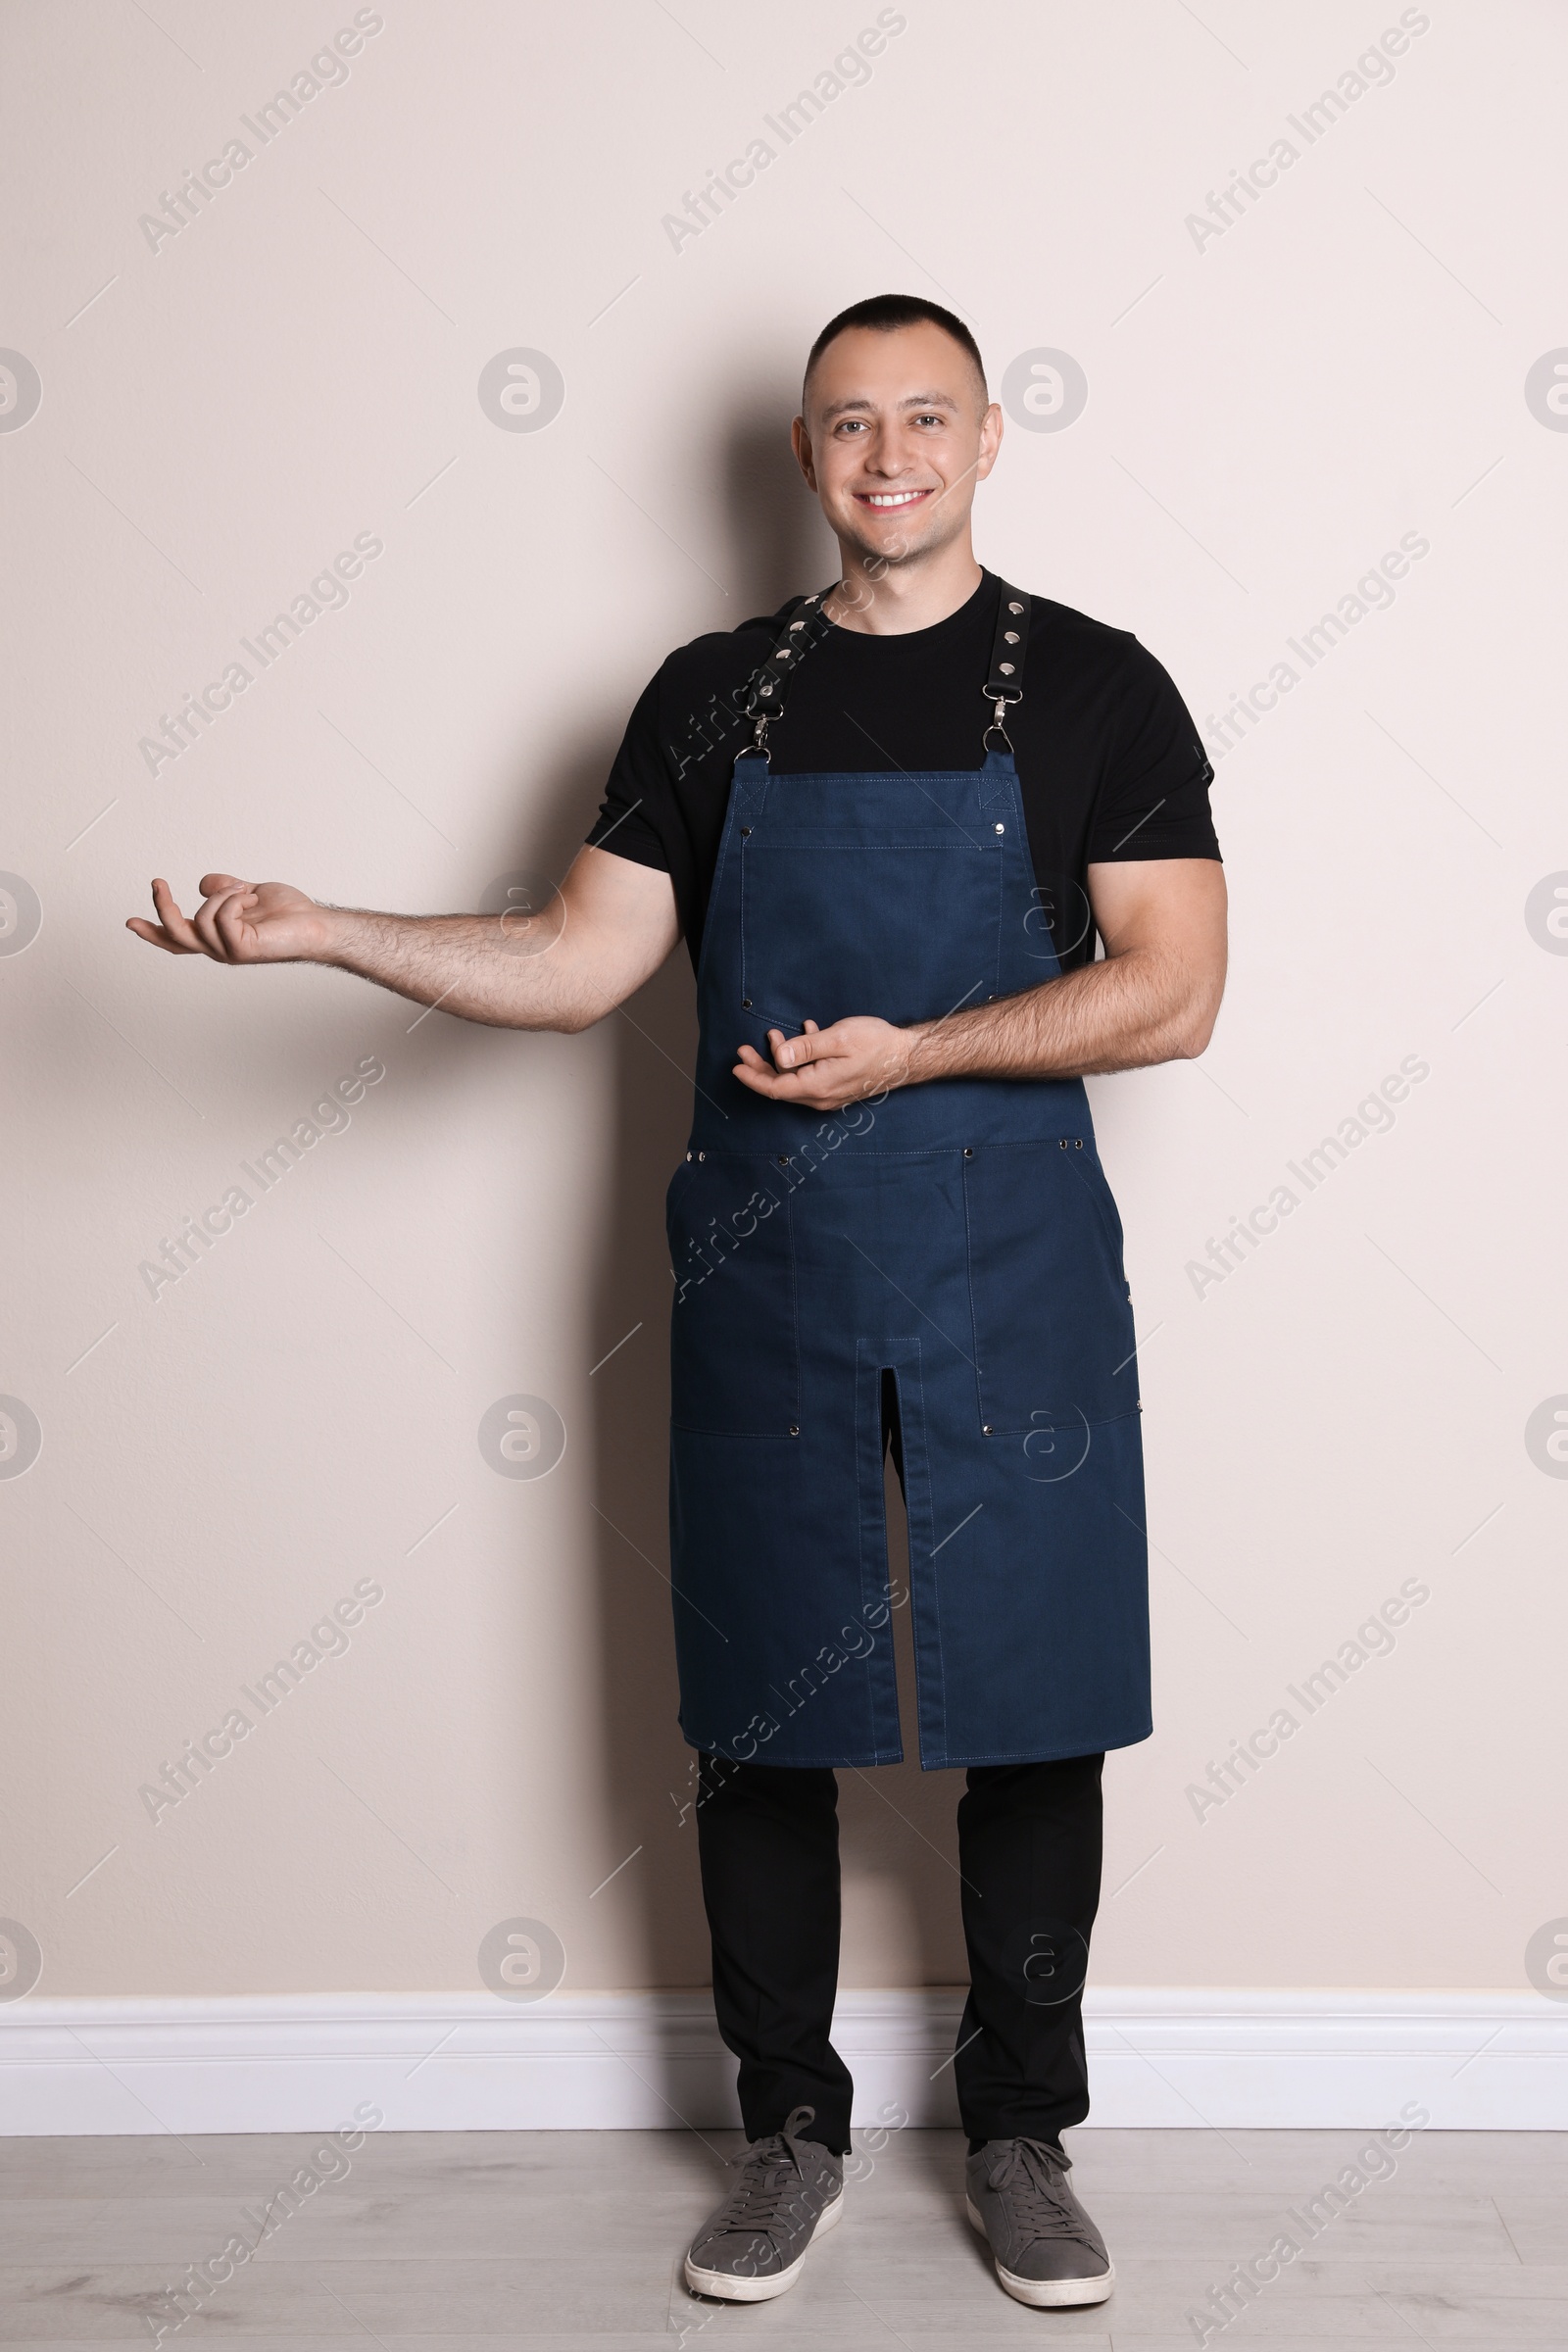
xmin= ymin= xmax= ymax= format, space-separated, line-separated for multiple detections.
xmin=793 ymin=319 xmax=1002 ymax=573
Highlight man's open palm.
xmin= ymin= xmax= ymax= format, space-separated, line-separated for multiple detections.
xmin=126 ymin=874 xmax=329 ymax=964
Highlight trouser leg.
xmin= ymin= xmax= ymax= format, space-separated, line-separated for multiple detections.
xmin=693 ymin=1749 xmax=855 ymax=2155
xmin=952 ymin=1751 xmax=1104 ymax=2147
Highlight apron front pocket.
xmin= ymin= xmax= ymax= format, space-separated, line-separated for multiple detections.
xmin=666 ymin=1157 xmax=801 ymax=1437
xmin=963 ymin=1140 xmax=1139 ymax=1434
xmin=741 ymin=839 xmax=1003 ymax=1031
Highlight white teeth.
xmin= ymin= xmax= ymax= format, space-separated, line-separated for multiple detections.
xmin=865 ymin=490 xmax=924 ymax=506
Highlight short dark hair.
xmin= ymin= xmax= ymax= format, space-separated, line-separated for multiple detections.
xmin=803 ymin=293 xmax=987 ymax=402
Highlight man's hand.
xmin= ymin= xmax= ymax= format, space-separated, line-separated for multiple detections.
xmin=127 ymin=874 xmax=333 ymax=963
xmin=733 ymin=1017 xmax=913 ymax=1109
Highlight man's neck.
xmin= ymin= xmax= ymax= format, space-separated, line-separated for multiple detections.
xmin=825 ymin=541 xmax=984 ymax=636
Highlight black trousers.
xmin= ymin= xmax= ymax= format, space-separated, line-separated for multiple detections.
xmin=694 ymin=1745 xmax=1103 ymax=2156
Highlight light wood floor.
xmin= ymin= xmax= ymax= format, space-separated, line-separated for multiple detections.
xmin=2 ymin=2126 xmax=1564 ymax=2346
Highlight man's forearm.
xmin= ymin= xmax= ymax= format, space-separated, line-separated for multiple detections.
xmin=317 ymin=905 xmax=602 ymax=1030
xmin=905 ymin=946 xmax=1215 ymax=1083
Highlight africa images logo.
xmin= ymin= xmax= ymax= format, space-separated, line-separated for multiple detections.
xmin=1524 ymin=351 xmax=1568 ymax=430
xmin=476 ymin=351 xmax=565 ymax=433
xmin=477 ymin=1396 xmax=567 ymax=1479
xmin=0 ymin=874 xmax=42 ymax=955
xmin=0 ymin=1398 xmax=43 ymax=1481
xmin=0 ymin=351 xmax=42 ymax=433
xmin=1001 ymin=350 xmax=1089 ymax=434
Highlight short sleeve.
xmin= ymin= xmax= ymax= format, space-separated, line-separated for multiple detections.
xmin=1088 ymin=645 xmax=1221 ymax=863
xmin=585 ymin=671 xmax=673 ymax=872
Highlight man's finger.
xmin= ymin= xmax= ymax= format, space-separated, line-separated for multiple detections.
xmin=732 ymin=1057 xmax=844 ymax=1108
xmin=734 ymin=1058 xmax=806 ymax=1099
xmin=138 ymin=879 xmax=205 ymax=954
xmin=770 ymin=1024 xmax=834 ymax=1071
xmin=125 ymin=916 xmax=185 ymax=956
xmin=191 ymin=885 xmax=253 ymax=961
xmin=211 ymin=893 xmax=256 ymax=958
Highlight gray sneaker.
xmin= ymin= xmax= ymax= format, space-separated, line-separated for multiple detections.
xmin=683 ymin=2104 xmax=844 ymax=2302
xmin=965 ymin=2135 xmax=1114 ymax=2307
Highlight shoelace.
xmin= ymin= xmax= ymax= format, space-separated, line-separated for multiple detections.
xmin=710 ymin=2104 xmax=825 ymax=2237
xmin=987 ymin=2136 xmax=1095 ymax=2249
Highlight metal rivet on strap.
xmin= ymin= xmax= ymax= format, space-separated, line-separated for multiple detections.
xmin=994 ymin=822 xmax=1004 ymax=834
xmin=1075 ymin=1139 xmax=1083 ymax=1149
xmin=1059 ymin=1139 xmax=1067 ymax=1150
xmin=1004 ymin=630 xmax=1019 ymax=644
xmin=1007 ymin=600 xmax=1024 ymax=613
xmin=686 ymin=1151 xmax=693 ymax=1161
xmin=698 ymin=1151 xmax=706 ymax=1160
xmin=760 ymin=683 xmax=774 ymax=698
xmin=789 ymin=619 xmax=806 ymax=631
xmin=999 ymin=662 xmax=1014 ymax=675
xmin=777 ymin=1153 xmax=789 ymax=1166
xmin=740 ymin=825 xmax=752 ymax=835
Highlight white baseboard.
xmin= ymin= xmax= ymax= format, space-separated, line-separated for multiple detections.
xmin=2 ymin=1987 xmax=1562 ymax=2136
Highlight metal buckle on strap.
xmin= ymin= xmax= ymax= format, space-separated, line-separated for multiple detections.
xmin=983 ymin=699 xmax=1015 ymax=756
xmin=982 ymin=678 xmax=1021 ymax=755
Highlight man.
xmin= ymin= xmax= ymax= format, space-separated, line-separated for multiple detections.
xmin=128 ymin=294 xmax=1226 ymax=2311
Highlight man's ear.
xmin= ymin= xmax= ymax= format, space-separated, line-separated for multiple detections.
xmin=791 ymin=413 xmax=817 ymax=490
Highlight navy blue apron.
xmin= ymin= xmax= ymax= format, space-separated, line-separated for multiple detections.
xmin=665 ymin=583 xmax=1151 ymax=1770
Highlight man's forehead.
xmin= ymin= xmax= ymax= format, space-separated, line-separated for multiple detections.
xmin=805 ymin=318 xmax=986 ymax=411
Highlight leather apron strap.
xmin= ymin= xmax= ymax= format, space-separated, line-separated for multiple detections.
xmin=739 ymin=584 xmax=839 ymax=759
xmin=983 ymin=583 xmax=1030 ymax=730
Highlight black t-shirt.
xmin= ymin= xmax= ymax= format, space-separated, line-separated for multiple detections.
xmin=585 ymin=569 xmax=1220 ymax=972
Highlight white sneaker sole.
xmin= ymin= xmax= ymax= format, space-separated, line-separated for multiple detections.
xmin=964 ymin=2194 xmax=1115 ymax=2307
xmin=683 ymin=2182 xmax=843 ymax=2302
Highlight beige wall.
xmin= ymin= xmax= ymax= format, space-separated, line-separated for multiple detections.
xmin=3 ymin=0 xmax=1563 ymax=2009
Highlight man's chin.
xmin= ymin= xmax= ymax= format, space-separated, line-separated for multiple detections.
xmin=835 ymin=510 xmax=958 ymax=571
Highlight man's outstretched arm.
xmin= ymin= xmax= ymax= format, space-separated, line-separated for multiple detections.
xmin=126 ymin=845 xmax=682 ymax=1031
xmin=732 ymin=858 xmax=1228 ymax=1108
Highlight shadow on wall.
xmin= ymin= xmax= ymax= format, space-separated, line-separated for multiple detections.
xmin=717 ymin=379 xmax=839 ymax=614
xmin=577 ymin=390 xmax=968 ymax=2008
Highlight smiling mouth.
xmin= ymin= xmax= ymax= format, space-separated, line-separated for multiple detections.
xmin=853 ymin=487 xmax=933 ymax=510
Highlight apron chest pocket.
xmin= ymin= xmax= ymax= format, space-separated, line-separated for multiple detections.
xmin=666 ymin=1160 xmax=801 ymax=1437
xmin=963 ymin=1142 xmax=1139 ymax=1433
xmin=741 ymin=839 xmax=1003 ymax=1032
